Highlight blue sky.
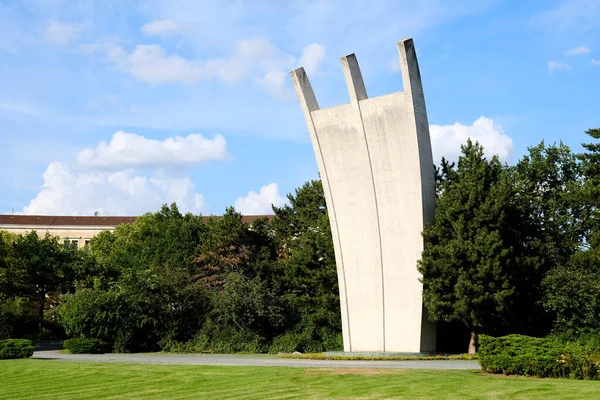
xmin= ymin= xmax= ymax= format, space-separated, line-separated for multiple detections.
xmin=0 ymin=0 xmax=598 ymax=216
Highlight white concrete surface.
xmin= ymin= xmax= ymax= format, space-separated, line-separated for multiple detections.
xmin=290 ymin=38 xmax=436 ymax=353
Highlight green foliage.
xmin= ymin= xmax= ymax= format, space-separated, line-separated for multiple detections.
xmin=418 ymin=140 xmax=517 ymax=342
xmin=272 ymin=180 xmax=341 ymax=343
xmin=543 ymin=248 xmax=600 ymax=334
xmin=59 ymin=289 xmax=122 ymax=346
xmin=0 ymin=339 xmax=34 ymax=359
xmin=58 ymin=204 xmax=211 ymax=352
xmin=577 ymin=128 xmax=600 ymax=245
xmin=511 ymin=142 xmax=585 ymax=266
xmin=268 ymin=328 xmax=343 ymax=354
xmin=478 ymin=334 xmax=600 ymax=380
xmin=0 ymin=296 xmax=29 ymax=339
xmin=210 ymin=272 xmax=284 ymax=339
xmin=11 ymin=231 xmax=74 ymax=333
xmin=63 ymin=338 xmax=103 ymax=354
xmin=502 ymin=141 xmax=585 ymax=335
xmin=162 ymin=320 xmax=264 ymax=354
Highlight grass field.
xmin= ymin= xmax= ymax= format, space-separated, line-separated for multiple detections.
xmin=1 ymin=360 xmax=600 ymax=399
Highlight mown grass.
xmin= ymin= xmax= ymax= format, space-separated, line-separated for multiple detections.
xmin=1 ymin=359 xmax=600 ymax=399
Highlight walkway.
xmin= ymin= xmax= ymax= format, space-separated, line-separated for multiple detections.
xmin=32 ymin=350 xmax=480 ymax=370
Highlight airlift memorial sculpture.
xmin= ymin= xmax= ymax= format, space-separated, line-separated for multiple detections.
xmin=290 ymin=38 xmax=436 ymax=352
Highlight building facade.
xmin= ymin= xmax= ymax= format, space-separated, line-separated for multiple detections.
xmin=0 ymin=214 xmax=271 ymax=248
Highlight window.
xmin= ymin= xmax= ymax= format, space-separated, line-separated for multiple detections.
xmin=64 ymin=240 xmax=79 ymax=249
xmin=84 ymin=240 xmax=91 ymax=248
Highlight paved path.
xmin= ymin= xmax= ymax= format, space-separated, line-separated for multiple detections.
xmin=32 ymin=350 xmax=479 ymax=370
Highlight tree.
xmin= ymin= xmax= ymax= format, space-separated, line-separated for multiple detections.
xmin=13 ymin=231 xmax=73 ymax=333
xmin=512 ymin=142 xmax=585 ymax=265
xmin=418 ymin=140 xmax=517 ymax=354
xmin=193 ymin=208 xmax=256 ymax=287
xmin=0 ymin=231 xmax=20 ymax=296
xmin=0 ymin=231 xmax=29 ymax=339
xmin=59 ymin=203 xmax=210 ymax=351
xmin=272 ymin=180 xmax=341 ymax=346
xmin=540 ymin=129 xmax=600 ymax=336
xmin=506 ymin=142 xmax=586 ymax=335
xmin=577 ymin=128 xmax=600 ymax=246
xmin=542 ymin=247 xmax=600 ymax=336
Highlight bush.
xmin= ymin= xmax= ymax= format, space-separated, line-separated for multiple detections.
xmin=0 ymin=339 xmax=35 ymax=359
xmin=268 ymin=327 xmax=342 ymax=354
xmin=268 ymin=331 xmax=305 ymax=353
xmin=478 ymin=334 xmax=600 ymax=380
xmin=162 ymin=321 xmax=265 ymax=354
xmin=0 ymin=297 xmax=30 ymax=340
xmin=63 ymin=338 xmax=105 ymax=354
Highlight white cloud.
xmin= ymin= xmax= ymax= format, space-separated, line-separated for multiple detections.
xmin=90 ymin=37 xmax=325 ymax=97
xmin=565 ymin=46 xmax=591 ymax=55
xmin=387 ymin=58 xmax=401 ymax=72
xmin=141 ymin=19 xmax=180 ymax=36
xmin=44 ymin=21 xmax=83 ymax=44
xmin=22 ymin=130 xmax=231 ymax=215
xmin=0 ymin=99 xmax=39 ymax=115
xmin=23 ymin=162 xmax=206 ymax=216
xmin=256 ymin=70 xmax=295 ymax=100
xmin=76 ymin=131 xmax=229 ymax=170
xmin=592 ymin=58 xmax=600 ymax=66
xmin=298 ymin=43 xmax=326 ymax=75
xmin=126 ymin=44 xmax=207 ymax=84
xmin=548 ymin=60 xmax=571 ymax=73
xmin=234 ymin=183 xmax=287 ymax=215
xmin=429 ymin=117 xmax=514 ymax=164
xmin=534 ymin=0 xmax=600 ymax=33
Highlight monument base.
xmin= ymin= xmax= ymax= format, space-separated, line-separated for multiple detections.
xmin=323 ymin=351 xmax=442 ymax=357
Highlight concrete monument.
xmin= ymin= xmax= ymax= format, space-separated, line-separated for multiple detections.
xmin=290 ymin=38 xmax=436 ymax=353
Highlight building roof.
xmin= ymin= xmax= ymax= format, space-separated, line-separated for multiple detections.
xmin=0 ymin=214 xmax=273 ymax=227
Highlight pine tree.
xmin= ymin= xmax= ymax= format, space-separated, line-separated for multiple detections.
xmin=418 ymin=140 xmax=516 ymax=354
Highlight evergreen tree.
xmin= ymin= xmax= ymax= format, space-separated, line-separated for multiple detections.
xmin=272 ymin=180 xmax=341 ymax=347
xmin=418 ymin=140 xmax=516 ymax=354
xmin=577 ymin=128 xmax=600 ymax=247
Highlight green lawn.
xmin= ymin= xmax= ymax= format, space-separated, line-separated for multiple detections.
xmin=1 ymin=360 xmax=599 ymax=399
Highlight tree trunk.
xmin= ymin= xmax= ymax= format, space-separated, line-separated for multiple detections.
xmin=38 ymin=294 xmax=45 ymax=335
xmin=468 ymin=329 xmax=478 ymax=355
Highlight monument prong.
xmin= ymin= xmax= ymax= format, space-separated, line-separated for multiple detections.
xmin=340 ymin=54 xmax=368 ymax=103
xmin=397 ymin=38 xmax=424 ymax=97
xmin=290 ymin=68 xmax=320 ymax=113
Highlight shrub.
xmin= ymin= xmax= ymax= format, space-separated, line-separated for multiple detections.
xmin=162 ymin=322 xmax=265 ymax=354
xmin=478 ymin=334 xmax=600 ymax=379
xmin=63 ymin=338 xmax=104 ymax=354
xmin=0 ymin=297 xmax=30 ymax=340
xmin=268 ymin=331 xmax=305 ymax=354
xmin=268 ymin=327 xmax=343 ymax=354
xmin=0 ymin=339 xmax=35 ymax=359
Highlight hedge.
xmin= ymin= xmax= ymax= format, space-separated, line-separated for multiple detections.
xmin=0 ymin=339 xmax=35 ymax=359
xmin=63 ymin=338 xmax=105 ymax=354
xmin=478 ymin=334 xmax=600 ymax=380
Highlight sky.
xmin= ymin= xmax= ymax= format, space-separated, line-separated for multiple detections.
xmin=0 ymin=0 xmax=598 ymax=216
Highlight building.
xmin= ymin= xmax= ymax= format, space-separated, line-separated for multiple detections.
xmin=0 ymin=214 xmax=272 ymax=248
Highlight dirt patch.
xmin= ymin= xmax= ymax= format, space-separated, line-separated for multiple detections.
xmin=305 ymin=368 xmax=404 ymax=376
